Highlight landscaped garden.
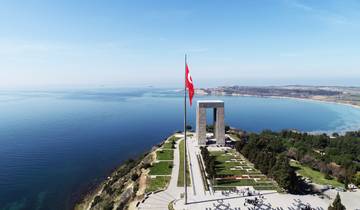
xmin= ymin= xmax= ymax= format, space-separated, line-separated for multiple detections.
xmin=146 ymin=176 xmax=171 ymax=193
xmin=146 ymin=135 xmax=177 ymax=192
xmin=207 ymin=149 xmax=278 ymax=191
xmin=156 ymin=149 xmax=174 ymax=160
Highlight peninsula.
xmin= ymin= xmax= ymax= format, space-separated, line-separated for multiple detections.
xmin=75 ymin=100 xmax=360 ymax=210
xmin=75 ymin=129 xmax=360 ymax=209
xmin=196 ymin=85 xmax=360 ymax=108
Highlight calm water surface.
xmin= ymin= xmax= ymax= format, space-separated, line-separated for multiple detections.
xmin=1 ymin=88 xmax=360 ymax=210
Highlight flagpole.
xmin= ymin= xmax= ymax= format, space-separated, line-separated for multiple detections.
xmin=184 ymin=54 xmax=188 ymax=205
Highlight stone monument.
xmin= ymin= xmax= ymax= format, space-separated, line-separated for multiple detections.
xmin=196 ymin=100 xmax=225 ymax=145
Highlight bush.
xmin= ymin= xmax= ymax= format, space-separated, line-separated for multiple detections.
xmin=133 ymin=182 xmax=139 ymax=197
xmin=104 ymin=202 xmax=114 ymax=210
xmin=143 ymin=163 xmax=151 ymax=169
xmin=328 ymin=193 xmax=346 ymax=210
xmin=91 ymin=196 xmax=102 ymax=207
xmin=131 ymin=173 xmax=139 ymax=181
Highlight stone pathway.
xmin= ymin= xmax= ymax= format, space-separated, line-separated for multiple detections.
xmin=187 ymin=135 xmax=207 ymax=200
xmin=138 ymin=138 xmax=183 ymax=210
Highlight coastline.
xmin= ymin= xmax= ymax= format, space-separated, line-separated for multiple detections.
xmin=74 ymin=137 xmax=172 ymax=210
xmin=74 ymin=150 xmax=154 ymax=210
xmin=198 ymin=92 xmax=360 ymax=134
xmin=199 ymin=92 xmax=360 ymax=111
xmin=266 ymin=96 xmax=360 ymax=110
xmin=74 ymin=94 xmax=360 ymax=209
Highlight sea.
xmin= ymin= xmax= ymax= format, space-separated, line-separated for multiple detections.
xmin=1 ymin=88 xmax=360 ymax=210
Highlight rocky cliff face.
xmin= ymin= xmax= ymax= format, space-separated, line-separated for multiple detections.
xmin=74 ymin=150 xmax=155 ymax=210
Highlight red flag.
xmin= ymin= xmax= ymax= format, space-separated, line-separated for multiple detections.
xmin=185 ymin=63 xmax=194 ymax=106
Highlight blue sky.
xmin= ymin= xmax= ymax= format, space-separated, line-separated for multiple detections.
xmin=0 ymin=0 xmax=360 ymax=88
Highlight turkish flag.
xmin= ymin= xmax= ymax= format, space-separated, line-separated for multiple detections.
xmin=185 ymin=63 xmax=194 ymax=106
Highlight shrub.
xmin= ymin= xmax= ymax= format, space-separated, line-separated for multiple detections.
xmin=91 ymin=196 xmax=102 ymax=207
xmin=131 ymin=173 xmax=139 ymax=181
xmin=104 ymin=202 xmax=114 ymax=210
xmin=143 ymin=163 xmax=151 ymax=169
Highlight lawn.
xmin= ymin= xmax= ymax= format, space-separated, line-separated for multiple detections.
xmin=168 ymin=135 xmax=180 ymax=142
xmin=149 ymin=161 xmax=173 ymax=175
xmin=177 ymin=139 xmax=191 ymax=186
xmin=146 ymin=176 xmax=171 ymax=192
xmin=210 ymin=149 xmax=278 ymax=190
xmin=162 ymin=141 xmax=175 ymax=149
xmin=290 ymin=161 xmax=344 ymax=188
xmin=156 ymin=150 xmax=174 ymax=160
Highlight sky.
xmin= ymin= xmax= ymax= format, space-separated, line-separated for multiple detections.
xmin=0 ymin=0 xmax=360 ymax=89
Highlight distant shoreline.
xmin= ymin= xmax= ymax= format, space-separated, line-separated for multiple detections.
xmin=196 ymin=85 xmax=360 ymax=111
xmin=258 ymin=95 xmax=360 ymax=110
xmin=199 ymin=92 xmax=360 ymax=110
xmin=198 ymin=93 xmax=360 ymax=134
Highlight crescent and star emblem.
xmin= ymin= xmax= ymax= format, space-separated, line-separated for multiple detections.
xmin=188 ymin=74 xmax=193 ymax=84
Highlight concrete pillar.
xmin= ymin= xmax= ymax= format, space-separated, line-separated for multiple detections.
xmin=196 ymin=105 xmax=207 ymax=145
xmin=215 ymin=107 xmax=225 ymax=145
xmin=213 ymin=108 xmax=217 ymax=138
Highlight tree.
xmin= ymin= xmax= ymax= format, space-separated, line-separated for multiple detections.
xmin=225 ymin=125 xmax=230 ymax=132
xmin=131 ymin=173 xmax=139 ymax=181
xmin=234 ymin=140 xmax=246 ymax=152
xmin=328 ymin=193 xmax=346 ymax=210
xmin=271 ymin=153 xmax=298 ymax=193
xmin=171 ymin=139 xmax=176 ymax=149
xmin=352 ymin=172 xmax=360 ymax=186
xmin=200 ymin=147 xmax=216 ymax=180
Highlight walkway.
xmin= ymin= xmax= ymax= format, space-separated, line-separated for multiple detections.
xmin=187 ymin=135 xmax=207 ymax=201
xmin=138 ymin=138 xmax=183 ymax=210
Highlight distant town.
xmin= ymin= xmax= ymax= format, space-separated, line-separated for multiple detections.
xmin=196 ymin=85 xmax=360 ymax=107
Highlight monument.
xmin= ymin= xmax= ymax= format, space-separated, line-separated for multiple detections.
xmin=196 ymin=100 xmax=225 ymax=145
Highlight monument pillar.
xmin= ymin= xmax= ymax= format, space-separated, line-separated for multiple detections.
xmin=196 ymin=105 xmax=207 ymax=145
xmin=213 ymin=108 xmax=217 ymax=138
xmin=215 ymin=107 xmax=225 ymax=145
xmin=196 ymin=100 xmax=225 ymax=146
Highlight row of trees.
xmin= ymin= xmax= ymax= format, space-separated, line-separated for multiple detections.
xmin=280 ymin=130 xmax=360 ymax=187
xmin=233 ymin=129 xmax=360 ymax=189
xmin=200 ymin=146 xmax=216 ymax=180
xmin=235 ymin=132 xmax=300 ymax=193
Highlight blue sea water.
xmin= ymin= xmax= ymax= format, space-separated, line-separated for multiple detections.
xmin=1 ymin=88 xmax=360 ymax=210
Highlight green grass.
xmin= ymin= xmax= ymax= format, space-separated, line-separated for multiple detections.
xmin=168 ymin=136 xmax=180 ymax=142
xmin=146 ymin=176 xmax=171 ymax=192
xmin=254 ymin=185 xmax=278 ymax=190
xmin=290 ymin=161 xmax=344 ymax=188
xmin=229 ymin=133 xmax=241 ymax=141
xmin=177 ymin=140 xmax=191 ymax=186
xmin=149 ymin=162 xmax=173 ymax=175
xmin=209 ymin=150 xmax=277 ymax=190
xmin=216 ymin=169 xmax=261 ymax=176
xmin=213 ymin=186 xmax=237 ymax=191
xmin=156 ymin=150 xmax=174 ymax=160
xmin=211 ymin=150 xmax=261 ymax=176
xmin=162 ymin=141 xmax=174 ymax=149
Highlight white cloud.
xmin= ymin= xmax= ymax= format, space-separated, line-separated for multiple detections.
xmin=284 ymin=0 xmax=355 ymax=26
